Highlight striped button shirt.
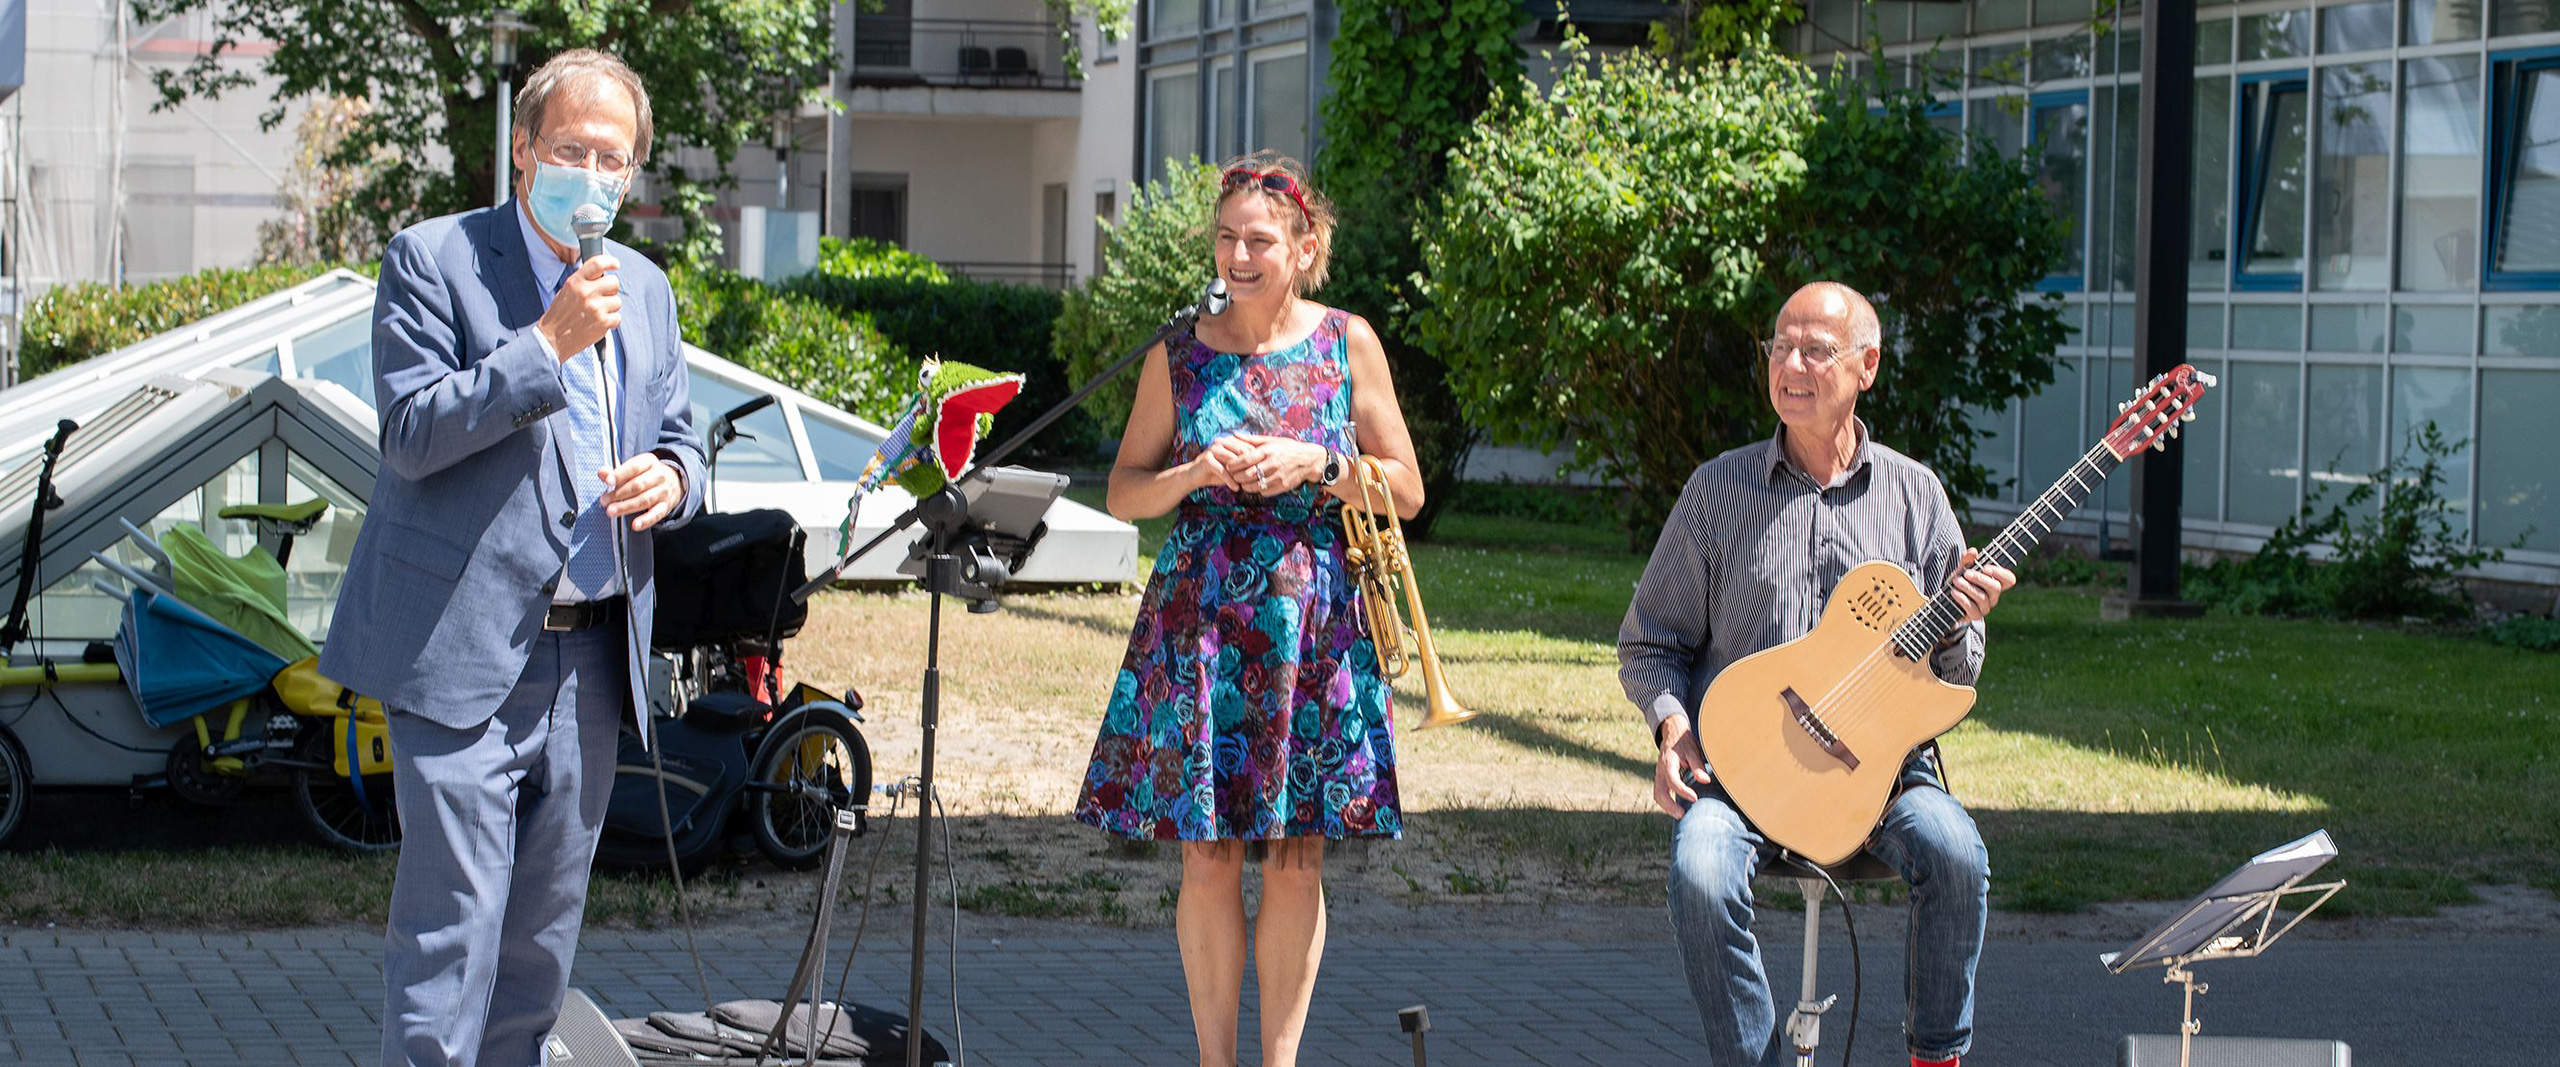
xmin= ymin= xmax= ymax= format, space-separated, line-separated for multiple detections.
xmin=1616 ymin=421 xmax=1985 ymax=752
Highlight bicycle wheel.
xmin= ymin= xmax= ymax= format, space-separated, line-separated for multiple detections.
xmin=747 ymin=705 xmax=869 ymax=870
xmin=0 ymin=724 xmax=28 ymax=848
xmin=292 ymin=727 xmax=401 ymax=853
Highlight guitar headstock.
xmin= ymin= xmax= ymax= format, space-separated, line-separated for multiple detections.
xmin=2102 ymin=363 xmax=2218 ymax=460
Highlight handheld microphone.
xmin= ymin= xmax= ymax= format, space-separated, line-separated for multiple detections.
xmin=571 ymin=205 xmax=614 ymax=360
xmin=572 ymin=204 xmax=612 ymax=264
xmin=1200 ymin=277 xmax=1230 ymax=318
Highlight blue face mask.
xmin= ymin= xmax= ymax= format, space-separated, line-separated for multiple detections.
xmin=525 ymin=159 xmax=627 ymax=250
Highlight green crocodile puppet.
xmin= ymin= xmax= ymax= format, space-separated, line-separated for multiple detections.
xmin=831 ymin=357 xmax=1026 ymax=564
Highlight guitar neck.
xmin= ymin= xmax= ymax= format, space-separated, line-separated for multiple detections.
xmin=1891 ymin=442 xmax=2123 ymax=659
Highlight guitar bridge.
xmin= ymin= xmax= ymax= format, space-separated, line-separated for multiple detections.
xmin=1780 ymin=686 xmax=1860 ymax=770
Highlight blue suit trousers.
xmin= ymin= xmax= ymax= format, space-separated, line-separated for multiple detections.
xmin=380 ymin=625 xmax=622 ymax=1067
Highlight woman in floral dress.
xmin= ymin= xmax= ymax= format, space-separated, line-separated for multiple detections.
xmin=1072 ymin=152 xmax=1426 ymax=1067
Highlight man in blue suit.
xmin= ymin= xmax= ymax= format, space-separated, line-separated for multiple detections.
xmin=319 ymin=48 xmax=704 ymax=1067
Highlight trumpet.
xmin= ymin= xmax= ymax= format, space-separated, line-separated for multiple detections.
xmin=1340 ymin=455 xmax=1474 ymax=730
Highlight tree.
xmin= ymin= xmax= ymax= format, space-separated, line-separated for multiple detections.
xmin=132 ymin=0 xmax=837 ymax=262
xmin=1414 ymin=43 xmax=2068 ymax=537
xmin=257 ymin=96 xmax=393 ymax=267
xmin=1311 ymin=0 xmax=1523 ymax=536
xmin=1053 ymin=161 xmax=1224 ymax=446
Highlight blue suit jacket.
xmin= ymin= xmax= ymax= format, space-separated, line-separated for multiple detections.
xmin=321 ymin=201 xmax=705 ymax=745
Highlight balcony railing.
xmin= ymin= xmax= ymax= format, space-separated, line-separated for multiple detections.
xmin=851 ymin=17 xmax=1077 ymax=91
xmin=942 ymin=260 xmax=1076 ymax=290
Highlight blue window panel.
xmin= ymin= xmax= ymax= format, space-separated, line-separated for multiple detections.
xmin=2032 ymin=89 xmax=2091 ymax=292
xmin=2234 ymin=71 xmax=2310 ymax=291
xmin=2486 ymin=48 xmax=2560 ymax=291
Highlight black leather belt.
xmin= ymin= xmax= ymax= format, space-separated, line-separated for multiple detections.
xmin=543 ymin=597 xmax=625 ymax=632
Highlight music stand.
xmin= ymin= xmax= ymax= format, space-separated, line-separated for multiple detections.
xmin=2100 ymin=829 xmax=2346 ymax=1067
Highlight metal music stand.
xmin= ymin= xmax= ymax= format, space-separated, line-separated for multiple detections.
xmin=2100 ymin=829 xmax=2346 ymax=1067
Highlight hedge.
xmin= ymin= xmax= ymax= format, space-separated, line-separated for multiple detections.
xmin=20 ymin=263 xmax=376 ymax=378
xmin=782 ymin=238 xmax=1089 ymax=460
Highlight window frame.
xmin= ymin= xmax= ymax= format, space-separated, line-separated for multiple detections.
xmin=2483 ymin=46 xmax=2560 ymax=291
xmin=2234 ymin=69 xmax=2313 ymax=292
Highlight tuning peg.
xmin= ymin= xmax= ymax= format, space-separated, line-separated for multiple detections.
xmin=2169 ymin=425 xmax=2184 ymax=438
xmin=2118 ymin=400 xmax=2131 ymax=413
xmin=2182 ymin=409 xmax=2199 ymax=422
xmin=2153 ymin=437 xmax=2168 ymax=451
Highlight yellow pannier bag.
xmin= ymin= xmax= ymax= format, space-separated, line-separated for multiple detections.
xmin=270 ymin=657 xmax=391 ymax=776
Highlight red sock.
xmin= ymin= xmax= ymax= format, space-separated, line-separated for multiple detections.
xmin=1913 ymin=1057 xmax=1960 ymax=1067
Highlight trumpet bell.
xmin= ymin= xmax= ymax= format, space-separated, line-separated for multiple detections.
xmin=1341 ymin=455 xmax=1475 ymax=732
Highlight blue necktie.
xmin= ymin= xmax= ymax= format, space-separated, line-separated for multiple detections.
xmin=556 ymin=266 xmax=618 ymax=599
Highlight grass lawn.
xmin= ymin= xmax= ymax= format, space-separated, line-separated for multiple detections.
xmin=2 ymin=493 xmax=2551 ymax=928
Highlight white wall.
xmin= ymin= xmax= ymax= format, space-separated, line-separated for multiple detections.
xmin=11 ymin=0 xmax=300 ymax=291
xmin=1067 ymin=17 xmax=1135 ymax=280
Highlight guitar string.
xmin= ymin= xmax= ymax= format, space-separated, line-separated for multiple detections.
xmin=1815 ymin=439 xmax=2122 ymax=739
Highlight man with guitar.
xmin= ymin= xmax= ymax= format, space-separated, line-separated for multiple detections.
xmin=1618 ymin=282 xmax=2016 ymax=1067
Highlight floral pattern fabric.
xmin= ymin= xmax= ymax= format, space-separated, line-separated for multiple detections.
xmin=1073 ymin=308 xmax=1401 ymax=841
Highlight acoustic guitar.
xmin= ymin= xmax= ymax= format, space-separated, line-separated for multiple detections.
xmin=1694 ymin=364 xmax=2218 ymax=865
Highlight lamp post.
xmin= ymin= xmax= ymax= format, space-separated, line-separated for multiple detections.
xmin=490 ymin=9 xmax=529 ymax=207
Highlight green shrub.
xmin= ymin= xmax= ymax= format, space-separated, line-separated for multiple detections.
xmin=2188 ymin=423 xmax=2509 ymax=621
xmin=667 ymin=266 xmax=908 ymax=424
xmin=21 ymin=263 xmax=377 ymax=377
xmin=785 ymin=237 xmax=1082 ymax=458
xmin=1053 ymin=162 xmax=1223 ymax=448
xmin=1413 ymin=44 xmax=2067 ymax=538
xmin=2483 ymin=616 xmax=2560 ymax=652
xmin=1449 ymin=480 xmax=1615 ymax=527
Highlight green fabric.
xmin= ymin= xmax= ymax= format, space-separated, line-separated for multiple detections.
xmin=160 ymin=523 xmax=317 ymax=662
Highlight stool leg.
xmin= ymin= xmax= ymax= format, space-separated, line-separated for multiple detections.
xmin=1784 ymin=877 xmax=1835 ymax=1067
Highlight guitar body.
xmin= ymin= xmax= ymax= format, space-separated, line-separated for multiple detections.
xmin=1693 ymin=560 xmax=1977 ymax=865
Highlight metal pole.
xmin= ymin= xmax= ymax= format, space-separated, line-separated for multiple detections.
xmin=907 ymin=562 xmax=944 ymax=1067
xmin=495 ymin=72 xmax=513 ymax=208
xmin=2126 ymin=0 xmax=2199 ymax=613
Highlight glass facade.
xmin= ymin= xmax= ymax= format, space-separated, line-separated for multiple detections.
xmin=1805 ymin=0 xmax=2560 ymax=567
xmin=1135 ymin=0 xmax=1323 ymax=180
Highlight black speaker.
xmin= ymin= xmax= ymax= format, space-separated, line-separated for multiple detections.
xmin=545 ymin=988 xmax=641 ymax=1067
xmin=2119 ymin=1035 xmax=2352 ymax=1066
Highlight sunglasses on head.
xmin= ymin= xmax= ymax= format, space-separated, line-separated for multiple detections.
xmin=1223 ymin=167 xmax=1312 ymax=223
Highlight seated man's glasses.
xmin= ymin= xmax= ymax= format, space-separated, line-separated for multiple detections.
xmin=535 ymin=133 xmax=633 ymax=177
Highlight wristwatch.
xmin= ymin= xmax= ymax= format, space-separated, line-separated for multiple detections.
xmin=1317 ymin=450 xmax=1344 ymax=487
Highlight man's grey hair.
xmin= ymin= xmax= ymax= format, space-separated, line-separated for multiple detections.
xmin=513 ymin=48 xmax=654 ymax=165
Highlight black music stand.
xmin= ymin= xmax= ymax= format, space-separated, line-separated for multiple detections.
xmin=2101 ymin=829 xmax=2346 ymax=1067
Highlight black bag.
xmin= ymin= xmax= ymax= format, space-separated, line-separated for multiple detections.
xmin=652 ymin=509 xmax=808 ymax=649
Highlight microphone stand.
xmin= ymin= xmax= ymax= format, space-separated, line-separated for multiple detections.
xmin=790 ymin=283 xmax=1224 ymax=1067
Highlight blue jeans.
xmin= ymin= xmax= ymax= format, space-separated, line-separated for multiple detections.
xmin=1667 ymin=776 xmax=1988 ymax=1066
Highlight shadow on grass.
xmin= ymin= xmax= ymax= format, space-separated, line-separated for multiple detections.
xmin=1001 ymin=599 xmax=1139 ymax=642
xmin=1450 ymin=706 xmax=1653 ymax=780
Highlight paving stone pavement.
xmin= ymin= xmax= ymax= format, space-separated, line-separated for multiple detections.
xmin=2 ymin=918 xmax=2552 ymax=1066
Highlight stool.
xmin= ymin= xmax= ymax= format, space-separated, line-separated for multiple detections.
xmin=1766 ymin=849 xmax=1902 ymax=1067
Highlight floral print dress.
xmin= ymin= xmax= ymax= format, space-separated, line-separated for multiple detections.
xmin=1073 ymin=307 xmax=1401 ymax=842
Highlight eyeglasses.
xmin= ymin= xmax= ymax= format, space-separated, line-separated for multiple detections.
xmin=1763 ymin=337 xmax=1850 ymax=369
xmin=535 ymin=132 xmax=634 ymax=177
xmin=1223 ymin=167 xmax=1312 ymax=223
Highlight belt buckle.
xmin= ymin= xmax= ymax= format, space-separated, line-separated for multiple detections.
xmin=543 ymin=603 xmax=575 ymax=632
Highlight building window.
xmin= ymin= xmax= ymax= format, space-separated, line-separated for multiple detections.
xmin=2312 ymin=63 xmax=2392 ymax=290
xmin=1248 ymin=46 xmax=1309 ymax=164
xmin=2193 ymin=75 xmax=2234 ymax=288
xmin=1093 ymin=190 xmax=1117 ymax=274
xmin=846 ymin=173 xmax=908 ymax=246
xmin=2486 ymin=49 xmax=2560 ymax=289
xmin=1146 ymin=68 xmax=1202 ymax=181
xmin=2030 ymin=90 xmax=2090 ymax=291
xmin=1137 ymin=0 xmax=1318 ymax=183
xmin=2235 ymin=72 xmax=2310 ymax=290
xmin=2399 ymin=56 xmax=2483 ymax=291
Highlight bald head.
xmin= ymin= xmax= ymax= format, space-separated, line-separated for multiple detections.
xmin=1777 ymin=282 xmax=1880 ymax=353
